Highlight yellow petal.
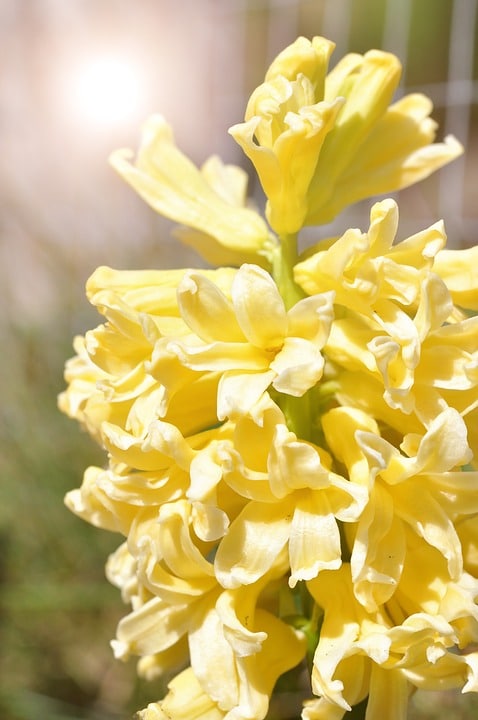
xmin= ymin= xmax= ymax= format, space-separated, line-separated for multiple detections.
xmin=137 ymin=637 xmax=189 ymax=680
xmin=110 ymin=115 xmax=272 ymax=260
xmin=217 ymin=369 xmax=275 ymax=421
xmin=308 ymin=101 xmax=462 ymax=223
xmin=230 ymin=96 xmax=344 ymax=234
xmin=173 ymin=226 xmax=272 ymax=269
xmin=434 ymin=246 xmax=478 ymax=311
xmin=351 ymin=483 xmax=406 ymax=611
xmin=307 ymin=570 xmax=362 ymax=710
xmin=168 ymin=338 xmax=268 ymax=372
xmin=394 ymin=483 xmax=463 ymax=580
xmin=268 ymin=423 xmax=330 ymax=498
xmin=189 ymin=601 xmax=240 ymax=710
xmin=128 ymin=513 xmax=217 ymax=604
xmin=105 ymin=542 xmax=137 ymax=602
xmin=413 ymin=272 xmax=453 ymax=341
xmin=264 ymin=35 xmax=335 ymax=94
xmin=365 ymin=665 xmax=410 ymax=720
xmin=86 ymin=265 xmax=187 ymax=313
xmin=199 ymin=154 xmax=249 ymax=206
xmin=157 ymin=500 xmax=215 ymax=580
xmin=289 ymin=490 xmax=342 ymax=587
xmin=271 ymin=336 xmax=325 ymax=396
xmin=286 ymin=291 xmax=335 ymax=345
xmin=232 ymin=264 xmax=287 ymax=349
xmin=64 ymin=465 xmax=135 ymax=534
xmin=306 ymin=52 xmax=462 ymax=224
xmin=411 ymin=407 xmax=472 ymax=475
xmin=232 ymin=609 xmax=306 ymax=718
xmin=177 ymin=271 xmax=243 ymax=343
xmin=112 ymin=596 xmax=190 ymax=660
xmin=322 ymin=406 xmax=379 ymax=486
xmin=214 ymin=499 xmax=291 ymax=588
xmin=173 ymin=153 xmax=276 ymax=267
xmin=215 ymin=589 xmax=268 ymax=657
xmin=137 ymin=668 xmax=225 ymax=720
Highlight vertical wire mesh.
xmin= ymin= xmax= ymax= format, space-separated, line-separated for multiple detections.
xmin=382 ymin=0 xmax=412 ymax=84
xmin=440 ymin=0 xmax=478 ymax=244
xmin=322 ymin=0 xmax=353 ymax=58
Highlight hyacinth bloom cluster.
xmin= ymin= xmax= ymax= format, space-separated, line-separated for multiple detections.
xmin=60 ymin=36 xmax=478 ymax=720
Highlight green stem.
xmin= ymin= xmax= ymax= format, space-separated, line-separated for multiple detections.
xmin=272 ymin=233 xmax=304 ymax=309
xmin=271 ymin=232 xmax=312 ymax=436
xmin=280 ymin=392 xmax=312 ymax=441
xmin=305 ymin=601 xmax=323 ymax=675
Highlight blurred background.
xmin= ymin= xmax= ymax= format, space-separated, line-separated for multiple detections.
xmin=0 ymin=0 xmax=477 ymax=718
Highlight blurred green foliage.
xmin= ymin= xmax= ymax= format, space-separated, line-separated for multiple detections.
xmin=0 ymin=322 xmax=167 ymax=718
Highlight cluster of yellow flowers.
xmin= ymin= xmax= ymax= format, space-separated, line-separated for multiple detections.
xmin=60 ymin=37 xmax=478 ymax=720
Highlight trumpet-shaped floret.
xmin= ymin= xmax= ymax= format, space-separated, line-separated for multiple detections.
xmin=230 ymin=37 xmax=462 ymax=234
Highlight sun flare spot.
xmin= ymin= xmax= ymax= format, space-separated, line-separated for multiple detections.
xmin=67 ymin=54 xmax=145 ymax=130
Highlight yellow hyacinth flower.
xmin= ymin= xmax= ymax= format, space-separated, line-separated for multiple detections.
xmin=230 ymin=36 xmax=462 ymax=234
xmin=167 ymin=263 xmax=334 ymax=421
xmin=214 ymin=399 xmax=367 ymax=589
xmin=136 ymin=668 xmax=225 ymax=720
xmin=59 ymin=264 xmax=240 ymax=442
xmin=322 ymin=406 xmax=476 ymax=611
xmin=305 ymin=564 xmax=478 ymax=720
xmin=433 ymin=245 xmax=478 ymax=311
xmin=295 ymin=199 xmax=478 ymax=427
xmin=60 ymin=32 xmax=478 ymax=720
xmin=113 ymin=537 xmax=305 ymax=720
xmin=110 ymin=115 xmax=276 ymax=267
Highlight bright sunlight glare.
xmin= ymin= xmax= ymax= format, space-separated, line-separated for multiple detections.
xmin=65 ymin=54 xmax=145 ymax=130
